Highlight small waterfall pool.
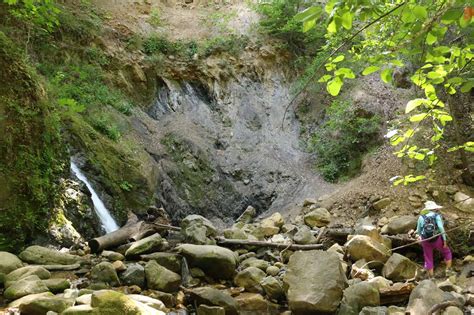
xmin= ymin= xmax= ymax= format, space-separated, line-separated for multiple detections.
xmin=70 ymin=160 xmax=119 ymax=234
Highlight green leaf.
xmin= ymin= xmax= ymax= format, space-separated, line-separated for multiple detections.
xmin=441 ymin=9 xmax=462 ymax=24
xmin=341 ymin=11 xmax=353 ymax=30
xmin=401 ymin=11 xmax=415 ymax=23
xmin=362 ymin=66 xmax=380 ymax=75
xmin=303 ymin=19 xmax=316 ymax=32
xmin=327 ymin=77 xmax=343 ymax=96
xmin=460 ymin=81 xmax=474 ymax=93
xmin=405 ymin=99 xmax=428 ymax=113
xmin=380 ymin=69 xmax=392 ymax=83
xmin=327 ymin=19 xmax=337 ymax=33
xmin=335 ymin=68 xmax=355 ymax=79
xmin=424 ymin=84 xmax=437 ymax=100
xmin=414 ymin=153 xmax=425 ymax=160
xmin=413 ymin=5 xmax=428 ymax=19
xmin=438 ymin=114 xmax=453 ymax=125
xmin=426 ymin=32 xmax=437 ymax=45
xmin=318 ymin=74 xmax=332 ymax=83
xmin=294 ymin=6 xmax=322 ymax=22
xmin=332 ymin=55 xmax=345 ymax=63
xmin=409 ymin=113 xmax=429 ymax=122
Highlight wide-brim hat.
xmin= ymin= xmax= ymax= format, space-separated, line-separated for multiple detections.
xmin=424 ymin=200 xmax=443 ymax=210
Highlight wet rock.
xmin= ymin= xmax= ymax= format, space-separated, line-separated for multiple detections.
xmin=19 ymin=245 xmax=81 ymax=265
xmin=5 ymin=266 xmax=51 ymax=287
xmin=91 ymin=262 xmax=120 ymax=287
xmin=145 ymin=260 xmax=181 ymax=292
xmin=382 ymin=253 xmax=419 ymax=281
xmin=337 ymin=282 xmax=380 ymax=315
xmin=260 ymin=276 xmax=284 ymax=300
xmin=454 ymin=192 xmax=474 ymax=212
xmin=266 ymin=266 xmax=279 ymax=276
xmin=234 ymin=267 xmax=266 ymax=293
xmin=240 ymin=257 xmax=270 ymax=271
xmin=235 ymin=292 xmax=279 ymax=314
xmin=101 ymin=251 xmax=124 ymax=261
xmin=373 ymin=198 xmax=391 ymax=211
xmin=91 ymin=290 xmax=165 ymax=314
xmin=345 ymin=235 xmax=391 ymax=263
xmin=181 ymin=214 xmax=218 ymax=245
xmin=120 ymin=263 xmax=145 ymax=288
xmin=0 ymin=251 xmax=23 ymax=275
xmin=284 ymin=250 xmax=347 ymax=313
xmin=189 ymin=287 xmax=238 ymax=315
xmin=406 ymin=280 xmax=444 ymax=314
xmin=292 ymin=225 xmax=316 ymax=244
xmin=8 ymin=292 xmax=54 ymax=308
xmin=125 ymin=233 xmax=164 ymax=257
xmin=19 ymin=296 xmax=74 ymax=314
xmin=4 ymin=276 xmax=50 ymax=300
xmin=304 ymin=207 xmax=331 ymax=228
xmin=385 ymin=216 xmax=418 ymax=235
xmin=62 ymin=305 xmax=97 ymax=314
xmin=176 ymin=244 xmax=237 ymax=280
xmin=42 ymin=278 xmax=70 ymax=293
xmin=141 ymin=252 xmax=182 ymax=274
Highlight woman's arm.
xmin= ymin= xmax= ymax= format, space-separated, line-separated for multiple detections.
xmin=436 ymin=215 xmax=447 ymax=242
xmin=416 ymin=216 xmax=423 ymax=237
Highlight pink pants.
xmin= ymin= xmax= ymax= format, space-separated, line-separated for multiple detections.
xmin=421 ymin=236 xmax=452 ymax=270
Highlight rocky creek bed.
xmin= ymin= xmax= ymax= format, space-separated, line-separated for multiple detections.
xmin=0 ymin=199 xmax=473 ymax=315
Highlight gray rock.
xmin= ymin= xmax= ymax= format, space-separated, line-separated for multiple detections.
xmin=8 ymin=292 xmax=54 ymax=308
xmin=181 ymin=215 xmax=218 ymax=245
xmin=385 ymin=216 xmax=418 ymax=235
xmin=197 ymin=304 xmax=225 ymax=315
xmin=292 ymin=225 xmax=316 ymax=244
xmin=284 ymin=250 xmax=347 ymax=313
xmin=90 ymin=262 xmax=120 ymax=287
xmin=406 ymin=280 xmax=445 ymax=314
xmin=260 ymin=276 xmax=284 ymax=300
xmin=223 ymin=227 xmax=248 ymax=240
xmin=176 ymin=244 xmax=237 ymax=280
xmin=382 ymin=253 xmax=420 ymax=281
xmin=235 ymin=292 xmax=279 ymax=314
xmin=234 ymin=267 xmax=266 ymax=293
xmin=304 ymin=208 xmax=331 ymax=228
xmin=140 ymin=252 xmax=182 ymax=273
xmin=442 ymin=306 xmax=464 ymax=315
xmin=338 ymin=282 xmax=380 ymax=315
xmin=454 ymin=192 xmax=474 ymax=212
xmin=373 ymin=198 xmax=391 ymax=211
xmin=62 ymin=305 xmax=97 ymax=315
xmin=235 ymin=206 xmax=256 ymax=226
xmin=266 ymin=266 xmax=280 ymax=276
xmin=5 ymin=266 xmax=50 ymax=287
xmin=91 ymin=290 xmax=164 ymax=314
xmin=240 ymin=257 xmax=270 ymax=271
xmin=0 ymin=252 xmax=23 ymax=275
xmin=19 ymin=246 xmax=81 ymax=265
xmin=4 ymin=277 xmax=50 ymax=300
xmin=359 ymin=306 xmax=388 ymax=315
xmin=189 ymin=287 xmax=238 ymax=315
xmin=120 ymin=263 xmax=145 ymax=288
xmin=125 ymin=233 xmax=164 ymax=257
xmin=387 ymin=306 xmax=405 ymax=315
xmin=145 ymin=260 xmax=181 ymax=292
xmin=101 ymin=251 xmax=124 ymax=261
xmin=128 ymin=294 xmax=166 ymax=312
xmin=345 ymin=235 xmax=391 ymax=263
xmin=19 ymin=296 xmax=74 ymax=314
xmin=42 ymin=278 xmax=71 ymax=293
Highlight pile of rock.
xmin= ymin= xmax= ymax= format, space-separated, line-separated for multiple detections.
xmin=0 ymin=205 xmax=473 ymax=315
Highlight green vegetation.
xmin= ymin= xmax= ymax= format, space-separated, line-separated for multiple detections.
xmin=148 ymin=8 xmax=162 ymax=27
xmin=293 ymin=0 xmax=473 ymax=185
xmin=308 ymin=101 xmax=382 ymax=182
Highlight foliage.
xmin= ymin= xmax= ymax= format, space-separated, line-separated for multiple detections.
xmin=199 ymin=35 xmax=248 ymax=57
xmin=148 ymin=8 xmax=162 ymax=27
xmin=3 ymin=0 xmax=60 ymax=32
xmin=308 ymin=101 xmax=382 ymax=182
xmin=294 ymin=0 xmax=474 ymax=184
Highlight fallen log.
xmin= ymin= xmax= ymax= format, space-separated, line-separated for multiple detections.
xmin=216 ymin=237 xmax=324 ymax=250
xmin=88 ymin=212 xmax=172 ymax=253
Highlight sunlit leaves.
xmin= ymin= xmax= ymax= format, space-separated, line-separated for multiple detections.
xmin=392 ymin=174 xmax=426 ymax=186
xmin=327 ymin=77 xmax=343 ymax=96
xmin=362 ymin=66 xmax=380 ymax=75
xmin=413 ymin=5 xmax=428 ymax=19
xmin=380 ymin=68 xmax=392 ymax=83
xmin=405 ymin=99 xmax=429 ymax=113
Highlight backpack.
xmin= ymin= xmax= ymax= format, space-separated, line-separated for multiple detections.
xmin=421 ymin=214 xmax=438 ymax=239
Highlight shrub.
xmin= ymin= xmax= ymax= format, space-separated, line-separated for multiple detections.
xmin=143 ymin=36 xmax=178 ymax=55
xmin=308 ymin=101 xmax=382 ymax=182
xmin=90 ymin=115 xmax=121 ymax=141
xmin=199 ymin=35 xmax=248 ymax=57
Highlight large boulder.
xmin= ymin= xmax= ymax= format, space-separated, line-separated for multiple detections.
xmin=91 ymin=290 xmax=165 ymax=315
xmin=337 ymin=282 xmax=380 ymax=315
xmin=8 ymin=292 xmax=54 ymax=308
xmin=382 ymin=253 xmax=420 ymax=281
xmin=19 ymin=245 xmax=81 ymax=265
xmin=19 ymin=296 xmax=74 ymax=314
xmin=120 ymin=263 xmax=145 ymax=288
xmin=385 ymin=216 xmax=418 ymax=235
xmin=406 ymin=280 xmax=445 ymax=314
xmin=345 ymin=235 xmax=391 ymax=263
xmin=42 ymin=278 xmax=71 ymax=293
xmin=0 ymin=252 xmax=23 ymax=275
xmin=454 ymin=192 xmax=474 ymax=212
xmin=292 ymin=225 xmax=316 ymax=245
xmin=304 ymin=208 xmax=331 ymax=228
xmin=4 ymin=276 xmax=50 ymax=300
xmin=141 ymin=252 xmax=182 ymax=273
xmin=234 ymin=267 xmax=266 ymax=293
xmin=125 ymin=233 xmax=164 ymax=257
xmin=260 ymin=276 xmax=284 ymax=300
xmin=234 ymin=293 xmax=279 ymax=314
xmin=189 ymin=287 xmax=238 ymax=315
xmin=145 ymin=260 xmax=181 ymax=292
xmin=283 ymin=250 xmax=347 ymax=313
xmin=181 ymin=215 xmax=218 ymax=245
xmin=258 ymin=212 xmax=284 ymax=236
xmin=176 ymin=244 xmax=237 ymax=280
xmin=90 ymin=262 xmax=120 ymax=287
xmin=5 ymin=266 xmax=50 ymax=287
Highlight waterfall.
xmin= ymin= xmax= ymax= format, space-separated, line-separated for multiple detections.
xmin=70 ymin=160 xmax=119 ymax=233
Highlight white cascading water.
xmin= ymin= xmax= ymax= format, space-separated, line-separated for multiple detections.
xmin=70 ymin=160 xmax=119 ymax=233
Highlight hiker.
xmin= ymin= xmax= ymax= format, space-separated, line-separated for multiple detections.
xmin=416 ymin=201 xmax=453 ymax=278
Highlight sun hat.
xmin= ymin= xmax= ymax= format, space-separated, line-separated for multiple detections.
xmin=424 ymin=200 xmax=443 ymax=210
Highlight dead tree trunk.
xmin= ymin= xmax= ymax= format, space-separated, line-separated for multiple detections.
xmin=216 ymin=237 xmax=324 ymax=250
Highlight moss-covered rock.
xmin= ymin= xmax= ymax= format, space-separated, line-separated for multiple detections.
xmin=19 ymin=245 xmax=82 ymax=265
xmin=144 ymin=260 xmax=181 ymax=293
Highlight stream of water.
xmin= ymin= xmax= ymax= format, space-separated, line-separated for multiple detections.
xmin=70 ymin=160 xmax=119 ymax=233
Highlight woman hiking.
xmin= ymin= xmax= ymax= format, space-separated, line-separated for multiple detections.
xmin=416 ymin=201 xmax=453 ymax=278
